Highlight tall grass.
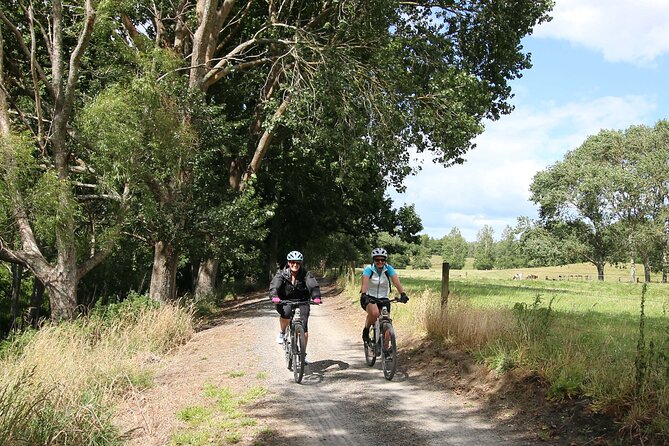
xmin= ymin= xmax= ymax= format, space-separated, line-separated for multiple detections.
xmin=343 ymin=262 xmax=669 ymax=443
xmin=0 ymin=295 xmax=194 ymax=445
xmin=408 ymin=270 xmax=669 ymax=443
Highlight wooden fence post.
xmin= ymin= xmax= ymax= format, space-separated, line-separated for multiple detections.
xmin=441 ymin=262 xmax=450 ymax=307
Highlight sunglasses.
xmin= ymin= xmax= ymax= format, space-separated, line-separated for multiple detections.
xmin=373 ymin=258 xmax=386 ymax=263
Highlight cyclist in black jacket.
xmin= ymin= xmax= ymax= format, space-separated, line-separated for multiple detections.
xmin=269 ymin=251 xmax=321 ymax=347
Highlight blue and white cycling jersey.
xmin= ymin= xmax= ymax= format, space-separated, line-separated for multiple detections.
xmin=362 ymin=263 xmax=397 ymax=299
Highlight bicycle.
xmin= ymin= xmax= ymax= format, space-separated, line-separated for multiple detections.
xmin=277 ymin=300 xmax=319 ymax=383
xmin=363 ymin=295 xmax=406 ymax=380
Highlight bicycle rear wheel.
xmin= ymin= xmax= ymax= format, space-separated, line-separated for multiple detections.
xmin=381 ymin=323 xmax=397 ymax=380
xmin=292 ymin=323 xmax=306 ymax=383
xmin=364 ymin=325 xmax=376 ymax=366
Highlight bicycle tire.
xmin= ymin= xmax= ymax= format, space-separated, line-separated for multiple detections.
xmin=292 ymin=323 xmax=306 ymax=383
xmin=364 ymin=324 xmax=377 ymax=366
xmin=284 ymin=326 xmax=292 ymax=370
xmin=381 ymin=323 xmax=397 ymax=380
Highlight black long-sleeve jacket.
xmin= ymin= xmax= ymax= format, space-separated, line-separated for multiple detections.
xmin=268 ymin=267 xmax=321 ymax=302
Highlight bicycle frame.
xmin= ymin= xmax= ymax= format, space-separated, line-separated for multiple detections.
xmin=275 ymin=300 xmax=319 ymax=383
xmin=363 ymin=296 xmax=403 ymax=380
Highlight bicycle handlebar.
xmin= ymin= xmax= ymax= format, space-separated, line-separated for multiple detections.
xmin=363 ymin=295 xmax=406 ymax=304
xmin=273 ymin=299 xmax=321 ymax=305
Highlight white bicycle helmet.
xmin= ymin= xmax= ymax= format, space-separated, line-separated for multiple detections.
xmin=371 ymin=247 xmax=388 ymax=260
xmin=286 ymin=250 xmax=304 ymax=262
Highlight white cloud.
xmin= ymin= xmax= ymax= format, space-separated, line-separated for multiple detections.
xmin=535 ymin=0 xmax=669 ymax=65
xmin=391 ymin=95 xmax=657 ymax=241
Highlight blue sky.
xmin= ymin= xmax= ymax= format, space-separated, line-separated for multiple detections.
xmin=390 ymin=0 xmax=669 ymax=241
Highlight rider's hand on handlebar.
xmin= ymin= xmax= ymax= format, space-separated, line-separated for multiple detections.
xmin=271 ymin=297 xmax=281 ymax=303
xmin=313 ymin=298 xmax=321 ymax=304
xmin=400 ymin=292 xmax=409 ymax=303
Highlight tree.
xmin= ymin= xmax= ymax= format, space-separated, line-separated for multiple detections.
xmin=531 ymin=123 xmax=669 ymax=282
xmin=113 ymin=0 xmax=553 ymax=295
xmin=530 ymin=131 xmax=624 ymax=280
xmin=606 ymin=123 xmax=669 ymax=283
xmin=495 ymin=225 xmax=521 ymax=269
xmin=0 ymin=1 xmax=129 ymax=321
xmin=0 ymin=0 xmax=554 ymax=315
xmin=442 ymin=227 xmax=468 ymax=270
xmin=473 ymin=225 xmax=495 ymax=270
xmin=515 ymin=216 xmax=585 ymax=267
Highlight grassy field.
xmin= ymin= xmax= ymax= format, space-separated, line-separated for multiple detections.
xmin=383 ymin=257 xmax=669 ymax=443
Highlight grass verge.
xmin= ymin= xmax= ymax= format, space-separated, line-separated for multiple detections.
xmin=171 ymin=383 xmax=270 ymax=446
xmin=0 ymin=295 xmax=194 ymax=445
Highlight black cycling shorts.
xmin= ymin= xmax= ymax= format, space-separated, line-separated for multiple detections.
xmin=360 ymin=294 xmax=391 ymax=313
xmin=276 ymin=301 xmax=311 ymax=332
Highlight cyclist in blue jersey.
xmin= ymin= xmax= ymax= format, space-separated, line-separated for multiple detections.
xmin=360 ymin=247 xmax=408 ymax=342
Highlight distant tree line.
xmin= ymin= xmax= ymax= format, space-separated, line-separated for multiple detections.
xmin=431 ymin=121 xmax=669 ymax=282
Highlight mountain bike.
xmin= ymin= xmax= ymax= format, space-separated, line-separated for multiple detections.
xmin=278 ymin=300 xmax=319 ymax=383
xmin=363 ymin=296 xmax=405 ymax=380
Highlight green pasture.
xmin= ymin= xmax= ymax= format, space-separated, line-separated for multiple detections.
xmin=405 ymin=274 xmax=668 ymax=317
xmin=392 ymin=260 xmax=669 ymax=440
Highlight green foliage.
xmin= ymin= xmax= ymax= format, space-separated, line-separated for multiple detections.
xmin=31 ymin=172 xmax=83 ymax=246
xmin=0 ymin=328 xmax=38 ymax=359
xmin=512 ymin=294 xmax=555 ymax=343
xmin=442 ymin=227 xmax=468 ymax=270
xmin=494 ymin=225 xmax=524 ymax=269
xmin=0 ymin=133 xmax=38 ymax=196
xmin=547 ymin=368 xmax=584 ymax=400
xmin=473 ymin=225 xmax=496 ymax=270
xmin=411 ymin=247 xmax=432 ymax=270
xmin=530 ymin=121 xmax=669 ymax=278
xmin=90 ymin=291 xmax=160 ymax=323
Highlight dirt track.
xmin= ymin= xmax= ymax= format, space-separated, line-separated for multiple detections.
xmin=114 ymin=281 xmax=571 ymax=445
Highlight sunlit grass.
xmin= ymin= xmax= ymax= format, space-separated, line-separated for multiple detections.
xmin=171 ymin=383 xmax=268 ymax=446
xmin=0 ymin=298 xmax=194 ymax=445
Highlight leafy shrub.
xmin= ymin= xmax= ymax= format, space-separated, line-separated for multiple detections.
xmin=90 ymin=291 xmax=160 ymax=323
xmin=512 ymin=294 xmax=554 ymax=343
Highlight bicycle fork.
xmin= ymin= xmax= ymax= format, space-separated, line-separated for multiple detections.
xmin=375 ymin=307 xmax=392 ymax=354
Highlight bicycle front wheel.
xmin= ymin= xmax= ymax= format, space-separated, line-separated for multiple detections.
xmin=364 ymin=325 xmax=376 ymax=366
xmin=381 ymin=323 xmax=397 ymax=380
xmin=292 ymin=323 xmax=306 ymax=383
xmin=284 ymin=328 xmax=292 ymax=370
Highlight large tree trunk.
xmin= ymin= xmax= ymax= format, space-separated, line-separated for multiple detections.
xmin=596 ymin=261 xmax=605 ymax=281
xmin=150 ymin=241 xmax=179 ymax=302
xmin=29 ymin=277 xmax=45 ymax=327
xmin=10 ymin=263 xmax=23 ymax=329
xmin=643 ymin=255 xmax=651 ymax=283
xmin=662 ymin=248 xmax=668 ymax=284
xmin=46 ymin=265 xmax=78 ymax=321
xmin=194 ymin=258 xmax=219 ymax=299
xmin=267 ymin=216 xmax=280 ymax=280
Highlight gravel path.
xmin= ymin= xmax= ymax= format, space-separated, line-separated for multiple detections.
xmin=115 ymin=280 xmax=540 ymax=445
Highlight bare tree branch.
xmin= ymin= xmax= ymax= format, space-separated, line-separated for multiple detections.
xmin=241 ymin=94 xmax=291 ymax=190
xmin=0 ymin=8 xmax=55 ymax=99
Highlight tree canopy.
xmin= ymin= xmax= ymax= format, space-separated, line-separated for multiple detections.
xmin=0 ymin=0 xmax=554 ymax=322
